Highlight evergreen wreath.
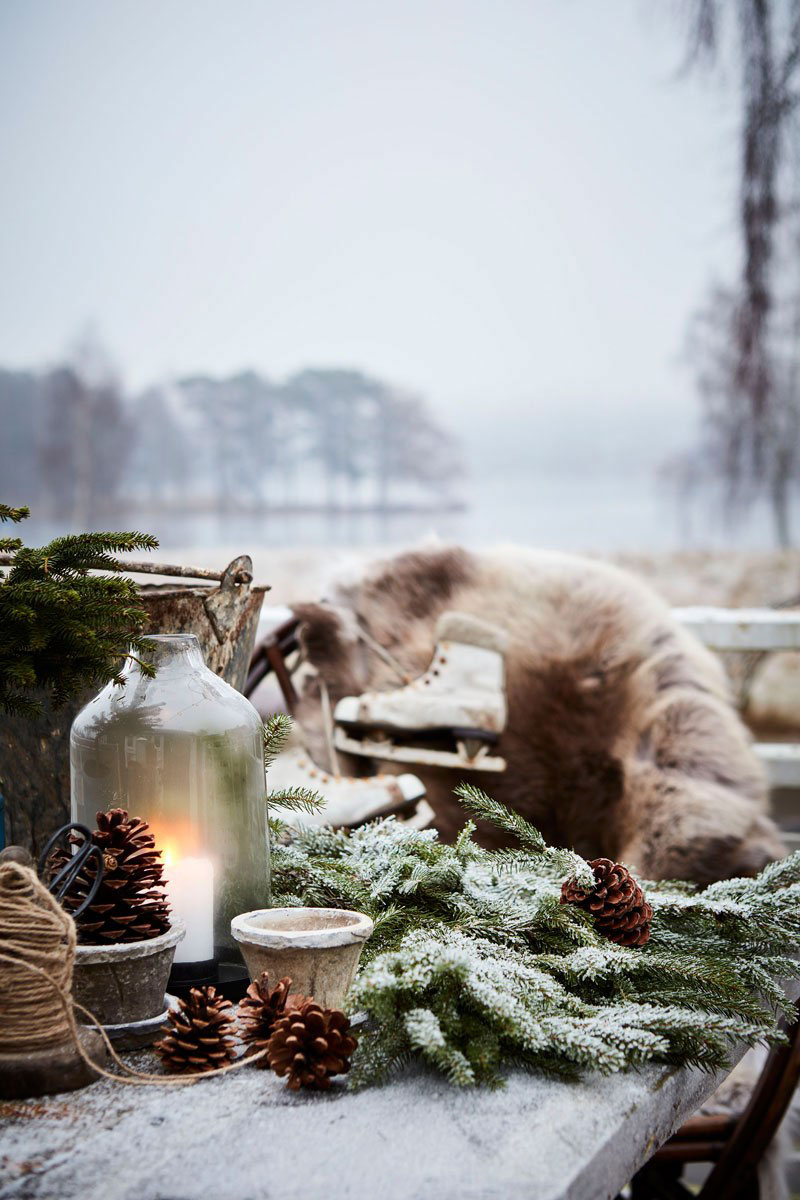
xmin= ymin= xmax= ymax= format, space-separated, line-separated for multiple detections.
xmin=267 ymin=779 xmax=800 ymax=1090
xmin=0 ymin=504 xmax=158 ymax=716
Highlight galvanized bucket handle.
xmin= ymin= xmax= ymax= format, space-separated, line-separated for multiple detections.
xmin=112 ymin=557 xmax=255 ymax=587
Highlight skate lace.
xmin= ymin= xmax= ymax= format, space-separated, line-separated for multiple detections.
xmin=293 ymin=613 xmax=407 ymax=776
xmin=318 ymin=676 xmax=341 ymax=777
xmin=354 ymin=623 xmax=411 ymax=685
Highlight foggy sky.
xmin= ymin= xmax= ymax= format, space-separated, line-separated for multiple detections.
xmin=0 ymin=1 xmax=739 ymax=469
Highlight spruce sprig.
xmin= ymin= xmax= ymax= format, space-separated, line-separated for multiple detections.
xmin=455 ymin=781 xmax=546 ymax=850
xmin=262 ymin=713 xmax=325 ymax=825
xmin=0 ymin=506 xmax=159 ymax=716
xmin=0 ymin=503 xmax=30 ymax=554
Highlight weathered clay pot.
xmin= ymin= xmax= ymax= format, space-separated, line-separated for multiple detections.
xmin=72 ymin=922 xmax=185 ymax=1045
xmin=230 ymin=908 xmax=373 ymax=1009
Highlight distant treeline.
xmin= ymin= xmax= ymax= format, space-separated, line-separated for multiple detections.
xmin=1 ymin=362 xmax=462 ymax=525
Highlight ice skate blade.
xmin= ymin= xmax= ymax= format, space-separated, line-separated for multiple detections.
xmin=400 ymin=799 xmax=436 ymax=830
xmin=334 ymin=729 xmax=507 ymax=772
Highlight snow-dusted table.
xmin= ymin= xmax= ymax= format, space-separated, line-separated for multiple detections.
xmin=0 ymin=1049 xmax=743 ymax=1200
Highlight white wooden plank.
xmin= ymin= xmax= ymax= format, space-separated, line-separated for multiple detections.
xmin=674 ymin=606 xmax=800 ymax=651
xmin=755 ymin=743 xmax=800 ymax=789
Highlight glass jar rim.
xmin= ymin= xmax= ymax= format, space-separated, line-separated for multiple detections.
xmin=144 ymin=633 xmax=200 ymax=644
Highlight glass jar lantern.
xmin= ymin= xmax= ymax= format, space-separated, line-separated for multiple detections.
xmin=70 ymin=634 xmax=269 ymax=980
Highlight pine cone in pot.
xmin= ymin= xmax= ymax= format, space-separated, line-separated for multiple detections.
xmin=154 ymin=986 xmax=237 ymax=1073
xmin=266 ymin=1000 xmax=358 ymax=1090
xmin=238 ymin=972 xmax=310 ymax=1066
xmin=47 ymin=807 xmax=171 ymax=943
xmin=561 ymin=857 xmax=652 ymax=947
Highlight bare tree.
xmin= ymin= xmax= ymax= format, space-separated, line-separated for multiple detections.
xmin=179 ymin=371 xmax=278 ymax=511
xmin=288 ymin=369 xmax=379 ymax=507
xmin=371 ymin=388 xmax=462 ymax=508
xmin=38 ymin=352 xmax=133 ymax=526
xmin=125 ymin=386 xmax=194 ymax=502
xmin=0 ymin=369 xmax=44 ymax=511
xmin=677 ymin=0 xmax=800 ymax=544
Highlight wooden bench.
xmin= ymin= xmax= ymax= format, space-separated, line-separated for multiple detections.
xmin=675 ymin=605 xmax=800 ymax=788
xmin=674 ymin=607 xmax=800 ymax=857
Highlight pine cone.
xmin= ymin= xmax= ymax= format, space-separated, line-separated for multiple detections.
xmin=238 ymin=973 xmax=310 ymax=1066
xmin=154 ymin=986 xmax=237 ymax=1074
xmin=561 ymin=857 xmax=652 ymax=947
xmin=266 ymin=1000 xmax=358 ymax=1090
xmin=46 ymin=808 xmax=171 ymax=943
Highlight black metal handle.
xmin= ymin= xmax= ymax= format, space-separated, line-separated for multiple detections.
xmin=38 ymin=822 xmax=105 ymax=919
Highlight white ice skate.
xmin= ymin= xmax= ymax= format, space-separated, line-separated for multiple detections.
xmin=268 ymin=743 xmax=430 ymax=830
xmin=333 ymin=611 xmax=508 ymax=772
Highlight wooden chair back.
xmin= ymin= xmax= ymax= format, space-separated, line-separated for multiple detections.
xmin=698 ymin=1012 xmax=800 ymax=1198
xmin=244 ymin=615 xmax=301 ymax=710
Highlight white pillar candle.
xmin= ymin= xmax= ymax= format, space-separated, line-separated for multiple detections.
xmin=166 ymin=856 xmax=214 ymax=963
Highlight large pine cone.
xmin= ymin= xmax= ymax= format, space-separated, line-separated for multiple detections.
xmin=239 ymin=973 xmax=310 ymax=1066
xmin=47 ymin=808 xmax=171 ymax=943
xmin=561 ymin=857 xmax=652 ymax=947
xmin=154 ymin=986 xmax=237 ymax=1074
xmin=266 ymin=1000 xmax=358 ymax=1090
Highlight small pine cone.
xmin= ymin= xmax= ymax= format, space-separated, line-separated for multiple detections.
xmin=238 ymin=973 xmax=310 ymax=1066
xmin=46 ymin=808 xmax=171 ymax=944
xmin=266 ymin=1000 xmax=358 ymax=1090
xmin=561 ymin=857 xmax=652 ymax=947
xmin=154 ymin=986 xmax=238 ymax=1074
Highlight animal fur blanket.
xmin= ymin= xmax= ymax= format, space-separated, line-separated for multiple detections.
xmin=292 ymin=545 xmax=784 ymax=884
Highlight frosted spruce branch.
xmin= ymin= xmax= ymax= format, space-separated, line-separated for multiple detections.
xmin=271 ymin=791 xmax=800 ymax=1089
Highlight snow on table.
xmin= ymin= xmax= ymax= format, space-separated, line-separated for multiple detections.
xmin=0 ymin=1050 xmax=743 ymax=1200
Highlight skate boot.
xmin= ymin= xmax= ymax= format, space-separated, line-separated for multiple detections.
xmin=333 ymin=611 xmax=508 ymax=771
xmin=268 ymin=744 xmax=429 ymax=830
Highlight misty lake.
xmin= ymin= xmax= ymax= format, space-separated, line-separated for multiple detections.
xmin=21 ymin=469 xmax=792 ymax=557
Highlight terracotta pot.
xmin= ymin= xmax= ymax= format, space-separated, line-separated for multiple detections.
xmin=72 ymin=922 xmax=185 ymax=1044
xmin=230 ymin=908 xmax=373 ymax=1009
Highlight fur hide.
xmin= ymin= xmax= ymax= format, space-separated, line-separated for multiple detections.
xmin=292 ymin=545 xmax=785 ymax=884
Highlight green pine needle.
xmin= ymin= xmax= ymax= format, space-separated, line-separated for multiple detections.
xmin=262 ymin=712 xmax=293 ymax=768
xmin=455 ymin=782 xmax=546 ymax=851
xmin=0 ymin=504 xmax=30 ymax=524
xmin=268 ymin=785 xmax=326 ymax=815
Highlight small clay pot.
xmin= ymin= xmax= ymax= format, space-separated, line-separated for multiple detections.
xmin=230 ymin=908 xmax=373 ymax=1008
xmin=72 ymin=922 xmax=185 ymax=1043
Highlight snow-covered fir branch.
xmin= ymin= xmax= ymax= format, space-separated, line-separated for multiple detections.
xmin=270 ymin=797 xmax=800 ymax=1088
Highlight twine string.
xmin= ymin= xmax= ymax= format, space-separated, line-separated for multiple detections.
xmin=0 ymin=862 xmax=266 ymax=1088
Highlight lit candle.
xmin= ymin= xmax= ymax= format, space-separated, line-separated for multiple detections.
xmin=165 ymin=856 xmax=214 ymax=963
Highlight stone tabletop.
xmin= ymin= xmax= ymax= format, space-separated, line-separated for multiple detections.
xmin=0 ymin=1049 xmax=740 ymax=1200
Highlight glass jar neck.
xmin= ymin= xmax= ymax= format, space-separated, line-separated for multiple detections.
xmin=128 ymin=634 xmax=206 ymax=676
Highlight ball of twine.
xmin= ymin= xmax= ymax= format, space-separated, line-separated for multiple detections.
xmin=0 ymin=860 xmax=76 ymax=1052
xmin=0 ymin=860 xmax=264 ymax=1086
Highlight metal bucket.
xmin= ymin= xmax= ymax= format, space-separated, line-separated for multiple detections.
xmin=0 ymin=555 xmax=268 ymax=855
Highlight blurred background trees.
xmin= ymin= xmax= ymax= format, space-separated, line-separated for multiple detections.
xmin=0 ymin=353 xmax=463 ymax=529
